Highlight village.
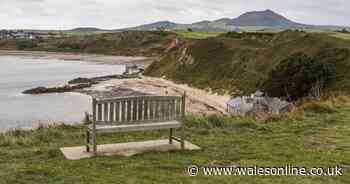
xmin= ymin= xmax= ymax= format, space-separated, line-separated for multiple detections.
xmin=0 ymin=30 xmax=60 ymax=40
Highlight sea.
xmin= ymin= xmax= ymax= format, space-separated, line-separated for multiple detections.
xmin=0 ymin=55 xmax=125 ymax=132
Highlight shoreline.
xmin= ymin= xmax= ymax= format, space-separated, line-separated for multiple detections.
xmin=0 ymin=50 xmax=230 ymax=132
xmin=79 ymin=76 xmax=230 ymax=116
xmin=0 ymin=50 xmax=155 ymax=68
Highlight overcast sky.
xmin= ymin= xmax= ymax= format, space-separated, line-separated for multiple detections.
xmin=0 ymin=0 xmax=348 ymax=30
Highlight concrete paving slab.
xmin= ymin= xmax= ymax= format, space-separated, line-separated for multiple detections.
xmin=60 ymin=139 xmax=200 ymax=160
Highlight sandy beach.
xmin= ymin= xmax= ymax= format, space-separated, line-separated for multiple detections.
xmin=80 ymin=76 xmax=230 ymax=116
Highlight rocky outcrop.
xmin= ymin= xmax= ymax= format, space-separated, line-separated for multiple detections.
xmin=23 ymin=83 xmax=92 ymax=94
xmin=68 ymin=78 xmax=93 ymax=84
xmin=23 ymin=73 xmax=143 ymax=95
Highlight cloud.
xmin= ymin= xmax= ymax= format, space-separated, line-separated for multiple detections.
xmin=0 ymin=0 xmax=348 ymax=29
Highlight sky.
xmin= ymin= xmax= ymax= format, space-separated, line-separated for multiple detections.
xmin=0 ymin=0 xmax=348 ymax=30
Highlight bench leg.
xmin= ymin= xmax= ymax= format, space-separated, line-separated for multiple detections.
xmin=92 ymin=131 xmax=97 ymax=155
xmin=86 ymin=130 xmax=90 ymax=152
xmin=169 ymin=128 xmax=173 ymax=144
xmin=180 ymin=126 xmax=185 ymax=150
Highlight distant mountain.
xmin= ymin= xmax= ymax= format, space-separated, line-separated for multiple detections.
xmin=122 ymin=9 xmax=348 ymax=32
xmin=231 ymin=9 xmax=304 ymax=27
xmin=127 ymin=21 xmax=178 ymax=31
xmin=70 ymin=27 xmax=104 ymax=32
xmin=123 ymin=19 xmax=238 ymax=32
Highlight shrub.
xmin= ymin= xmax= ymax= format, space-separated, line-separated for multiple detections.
xmin=299 ymin=101 xmax=337 ymax=114
xmin=58 ymin=43 xmax=81 ymax=50
xmin=16 ymin=40 xmax=38 ymax=50
xmin=263 ymin=53 xmax=336 ymax=100
xmin=224 ymin=31 xmax=241 ymax=38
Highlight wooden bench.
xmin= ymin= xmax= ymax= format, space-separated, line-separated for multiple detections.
xmin=85 ymin=94 xmax=186 ymax=155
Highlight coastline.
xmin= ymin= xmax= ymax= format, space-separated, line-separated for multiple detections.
xmin=0 ymin=50 xmax=155 ymax=68
xmin=0 ymin=50 xmax=230 ymax=132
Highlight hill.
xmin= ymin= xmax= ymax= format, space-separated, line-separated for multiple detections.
xmin=0 ymin=31 xmax=177 ymax=56
xmin=126 ymin=21 xmax=178 ymax=31
xmin=70 ymin=27 xmax=105 ymax=32
xmin=144 ymin=31 xmax=350 ymax=95
xmin=231 ymin=9 xmax=304 ymax=28
xmin=122 ymin=10 xmax=349 ymax=32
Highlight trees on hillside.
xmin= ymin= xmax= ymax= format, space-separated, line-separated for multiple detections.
xmin=263 ymin=53 xmax=336 ymax=101
xmin=16 ymin=40 xmax=38 ymax=50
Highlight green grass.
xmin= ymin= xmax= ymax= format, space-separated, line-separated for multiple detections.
xmin=0 ymin=31 xmax=176 ymax=57
xmin=175 ymin=31 xmax=223 ymax=39
xmin=146 ymin=31 xmax=350 ymax=94
xmin=63 ymin=31 xmax=113 ymax=36
xmin=1 ymin=99 xmax=350 ymax=183
xmin=328 ymin=32 xmax=350 ymax=40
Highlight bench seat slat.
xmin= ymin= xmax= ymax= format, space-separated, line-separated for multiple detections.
xmin=149 ymin=100 xmax=154 ymax=120
xmin=89 ymin=121 xmax=182 ymax=133
xmin=127 ymin=100 xmax=132 ymax=121
xmin=133 ymin=100 xmax=138 ymax=121
xmin=121 ymin=101 xmax=126 ymax=121
xmin=104 ymin=103 xmax=109 ymax=121
xmin=109 ymin=102 xmax=115 ymax=122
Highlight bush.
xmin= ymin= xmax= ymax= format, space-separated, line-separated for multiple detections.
xmin=58 ymin=43 xmax=81 ymax=50
xmin=263 ymin=53 xmax=336 ymax=100
xmin=16 ymin=40 xmax=38 ymax=50
xmin=299 ymin=101 xmax=337 ymax=114
xmin=224 ymin=31 xmax=241 ymax=38
xmin=337 ymin=29 xmax=349 ymax=33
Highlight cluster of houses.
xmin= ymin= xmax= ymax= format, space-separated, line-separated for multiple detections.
xmin=0 ymin=30 xmax=39 ymax=40
xmin=0 ymin=30 xmax=60 ymax=40
xmin=226 ymin=91 xmax=292 ymax=116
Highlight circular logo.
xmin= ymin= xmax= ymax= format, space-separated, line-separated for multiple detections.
xmin=188 ymin=165 xmax=199 ymax=176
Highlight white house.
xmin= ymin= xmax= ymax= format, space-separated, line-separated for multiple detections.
xmin=227 ymin=91 xmax=291 ymax=116
xmin=12 ymin=32 xmax=38 ymax=40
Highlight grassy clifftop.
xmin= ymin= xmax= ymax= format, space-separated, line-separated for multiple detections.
xmin=1 ymin=97 xmax=350 ymax=183
xmin=145 ymin=31 xmax=350 ymax=95
xmin=0 ymin=31 xmax=176 ymax=56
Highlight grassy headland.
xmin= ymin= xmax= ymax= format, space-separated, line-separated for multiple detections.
xmin=175 ymin=31 xmax=223 ymax=39
xmin=328 ymin=32 xmax=350 ymax=41
xmin=145 ymin=30 xmax=350 ymax=96
xmin=3 ymin=30 xmax=350 ymax=97
xmin=0 ymin=97 xmax=350 ymax=183
xmin=0 ymin=31 xmax=176 ymax=57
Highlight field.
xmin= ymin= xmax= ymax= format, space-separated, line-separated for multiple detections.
xmin=63 ymin=31 xmax=114 ymax=36
xmin=328 ymin=32 xmax=350 ymax=40
xmin=175 ymin=31 xmax=223 ymax=39
xmin=1 ymin=98 xmax=350 ymax=183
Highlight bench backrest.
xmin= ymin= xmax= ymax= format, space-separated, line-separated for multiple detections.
xmin=92 ymin=95 xmax=185 ymax=125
